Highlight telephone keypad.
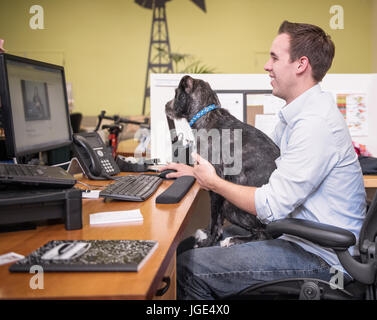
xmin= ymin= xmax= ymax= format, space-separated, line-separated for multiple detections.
xmin=101 ymin=159 xmax=114 ymax=173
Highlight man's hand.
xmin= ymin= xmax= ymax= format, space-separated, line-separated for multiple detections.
xmin=158 ymin=162 xmax=194 ymax=179
xmin=191 ymin=152 xmax=221 ymax=191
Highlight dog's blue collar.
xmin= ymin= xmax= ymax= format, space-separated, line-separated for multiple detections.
xmin=189 ymin=104 xmax=220 ymax=127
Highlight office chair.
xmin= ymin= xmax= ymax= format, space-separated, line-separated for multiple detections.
xmin=228 ymin=190 xmax=377 ymax=300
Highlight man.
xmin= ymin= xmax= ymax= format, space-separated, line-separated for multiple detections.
xmin=161 ymin=21 xmax=366 ymax=299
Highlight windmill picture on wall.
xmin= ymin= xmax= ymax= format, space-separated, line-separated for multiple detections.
xmin=135 ymin=0 xmax=206 ymax=115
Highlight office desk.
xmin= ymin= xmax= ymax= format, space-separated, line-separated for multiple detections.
xmin=0 ymin=174 xmax=374 ymax=299
xmin=0 ymin=174 xmax=201 ymax=299
xmin=364 ymin=175 xmax=377 ymax=188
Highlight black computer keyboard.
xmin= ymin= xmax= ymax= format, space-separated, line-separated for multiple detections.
xmin=100 ymin=174 xmax=163 ymax=201
xmin=0 ymin=163 xmax=36 ymax=176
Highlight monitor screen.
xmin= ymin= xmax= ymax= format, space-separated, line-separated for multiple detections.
xmin=0 ymin=54 xmax=72 ymax=157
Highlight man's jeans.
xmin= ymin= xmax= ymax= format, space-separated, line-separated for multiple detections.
xmin=177 ymin=225 xmax=345 ymax=300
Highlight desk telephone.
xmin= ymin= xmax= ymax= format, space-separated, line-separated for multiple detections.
xmin=72 ymin=132 xmax=120 ymax=180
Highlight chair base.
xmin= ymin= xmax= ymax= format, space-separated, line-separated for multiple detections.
xmin=224 ymin=278 xmax=366 ymax=300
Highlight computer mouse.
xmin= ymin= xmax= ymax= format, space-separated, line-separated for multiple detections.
xmin=159 ymin=169 xmax=177 ymax=180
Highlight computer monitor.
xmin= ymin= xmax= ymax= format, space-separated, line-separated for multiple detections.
xmin=0 ymin=53 xmax=72 ymax=158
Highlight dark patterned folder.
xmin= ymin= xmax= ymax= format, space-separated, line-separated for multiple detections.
xmin=9 ymin=240 xmax=158 ymax=272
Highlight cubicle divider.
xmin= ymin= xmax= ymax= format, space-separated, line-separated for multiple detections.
xmin=150 ymin=73 xmax=377 ymax=164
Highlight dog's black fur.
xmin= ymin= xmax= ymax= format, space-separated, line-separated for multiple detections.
xmin=165 ymin=75 xmax=280 ymax=247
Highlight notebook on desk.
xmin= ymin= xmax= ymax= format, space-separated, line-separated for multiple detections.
xmin=9 ymin=240 xmax=158 ymax=272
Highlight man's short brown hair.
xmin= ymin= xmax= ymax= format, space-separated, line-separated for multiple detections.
xmin=278 ymin=21 xmax=335 ymax=82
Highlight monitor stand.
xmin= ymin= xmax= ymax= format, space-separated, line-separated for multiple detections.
xmin=67 ymin=157 xmax=86 ymax=176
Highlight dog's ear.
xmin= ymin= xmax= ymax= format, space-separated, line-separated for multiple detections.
xmin=174 ymin=88 xmax=189 ymax=117
xmin=179 ymin=75 xmax=194 ymax=94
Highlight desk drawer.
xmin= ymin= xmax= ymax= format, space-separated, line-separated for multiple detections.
xmin=153 ymin=254 xmax=176 ymax=300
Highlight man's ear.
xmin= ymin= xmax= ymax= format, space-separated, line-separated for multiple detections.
xmin=296 ymin=56 xmax=310 ymax=75
xmin=179 ymin=75 xmax=194 ymax=94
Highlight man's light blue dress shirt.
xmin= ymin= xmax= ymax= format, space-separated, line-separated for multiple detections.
xmin=255 ymin=84 xmax=366 ymax=269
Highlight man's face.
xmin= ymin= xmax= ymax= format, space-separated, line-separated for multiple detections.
xmin=264 ymin=33 xmax=297 ymax=102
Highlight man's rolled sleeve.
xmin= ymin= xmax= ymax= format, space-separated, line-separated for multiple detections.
xmin=255 ymin=185 xmax=274 ymax=224
xmin=254 ymin=179 xmax=298 ymax=224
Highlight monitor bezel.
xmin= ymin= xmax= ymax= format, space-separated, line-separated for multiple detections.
xmin=0 ymin=53 xmax=73 ymax=158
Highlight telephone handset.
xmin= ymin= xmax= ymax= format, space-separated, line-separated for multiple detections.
xmin=72 ymin=132 xmax=120 ymax=180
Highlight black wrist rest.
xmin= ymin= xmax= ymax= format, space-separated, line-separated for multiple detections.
xmin=156 ymin=176 xmax=196 ymax=204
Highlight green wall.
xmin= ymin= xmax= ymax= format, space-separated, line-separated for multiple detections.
xmin=373 ymin=0 xmax=377 ymax=72
xmin=0 ymin=0 xmax=374 ymax=116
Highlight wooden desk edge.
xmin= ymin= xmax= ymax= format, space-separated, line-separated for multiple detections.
xmin=146 ymin=184 xmax=202 ymax=299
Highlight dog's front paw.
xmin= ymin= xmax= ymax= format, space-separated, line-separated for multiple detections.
xmin=194 ymin=229 xmax=209 ymax=248
xmin=195 ymin=228 xmax=208 ymax=241
xmin=220 ymin=237 xmax=234 ymax=248
xmin=220 ymin=234 xmax=258 ymax=247
xmin=194 ymin=229 xmax=216 ymax=248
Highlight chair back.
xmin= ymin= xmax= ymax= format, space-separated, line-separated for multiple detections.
xmin=359 ymin=190 xmax=377 ymax=263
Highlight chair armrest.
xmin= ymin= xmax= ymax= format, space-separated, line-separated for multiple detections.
xmin=266 ymin=219 xmax=377 ymax=284
xmin=266 ymin=218 xmax=356 ymax=251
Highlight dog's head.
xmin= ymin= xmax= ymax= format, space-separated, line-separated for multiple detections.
xmin=165 ymin=75 xmax=221 ymax=121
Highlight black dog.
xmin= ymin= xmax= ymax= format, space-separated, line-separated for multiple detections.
xmin=165 ymin=75 xmax=280 ymax=247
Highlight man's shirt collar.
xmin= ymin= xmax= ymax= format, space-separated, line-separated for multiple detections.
xmin=278 ymin=84 xmax=322 ymax=125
